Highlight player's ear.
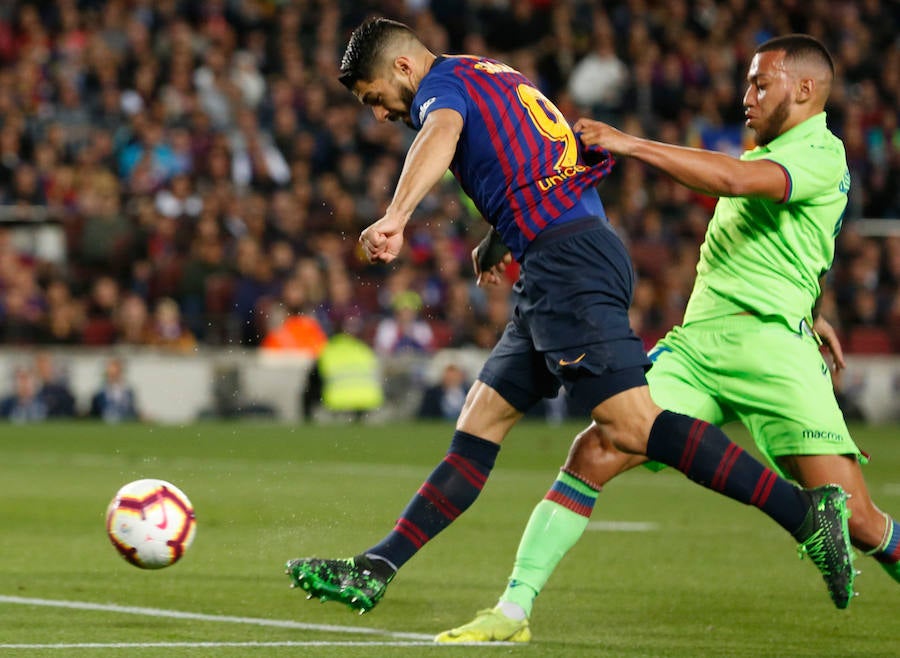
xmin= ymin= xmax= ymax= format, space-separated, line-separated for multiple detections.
xmin=795 ymin=76 xmax=814 ymax=103
xmin=394 ymin=55 xmax=413 ymax=76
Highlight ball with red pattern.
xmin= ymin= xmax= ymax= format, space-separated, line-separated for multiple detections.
xmin=106 ymin=479 xmax=196 ymax=569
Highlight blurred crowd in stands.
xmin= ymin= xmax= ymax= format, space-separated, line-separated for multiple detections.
xmin=0 ymin=0 xmax=898 ymax=365
xmin=0 ymin=350 xmax=138 ymax=421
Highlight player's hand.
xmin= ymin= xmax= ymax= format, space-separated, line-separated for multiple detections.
xmin=474 ymin=252 xmax=512 ymax=287
xmin=573 ymin=118 xmax=635 ymax=156
xmin=359 ymin=214 xmax=406 ymax=263
xmin=814 ymin=315 xmax=846 ymax=371
xmin=472 ymin=228 xmax=512 ymax=287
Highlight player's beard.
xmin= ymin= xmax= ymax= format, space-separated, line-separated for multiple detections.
xmin=755 ymin=94 xmax=791 ymax=146
xmin=399 ymin=84 xmax=415 ymax=127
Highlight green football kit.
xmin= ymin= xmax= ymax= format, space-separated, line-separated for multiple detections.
xmin=647 ymin=112 xmax=862 ymax=476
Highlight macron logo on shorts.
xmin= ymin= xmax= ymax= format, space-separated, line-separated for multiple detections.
xmin=801 ymin=429 xmax=845 ymax=442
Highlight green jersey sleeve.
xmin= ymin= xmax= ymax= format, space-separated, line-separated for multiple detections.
xmin=682 ymin=114 xmax=850 ymax=331
xmin=762 ymin=137 xmax=850 ymax=206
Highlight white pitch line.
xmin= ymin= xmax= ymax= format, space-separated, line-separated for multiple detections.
xmin=0 ymin=595 xmax=432 ymax=641
xmin=586 ymin=521 xmax=658 ymax=532
xmin=0 ymin=641 xmax=517 ymax=649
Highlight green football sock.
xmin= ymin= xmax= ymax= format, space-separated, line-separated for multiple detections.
xmin=499 ymin=471 xmax=599 ymax=617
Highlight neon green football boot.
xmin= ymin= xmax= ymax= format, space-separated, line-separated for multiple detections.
xmin=285 ymin=556 xmax=393 ymax=613
xmin=434 ymin=608 xmax=531 ymax=643
xmin=796 ymin=484 xmax=856 ymax=609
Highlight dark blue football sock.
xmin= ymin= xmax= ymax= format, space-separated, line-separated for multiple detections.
xmin=646 ymin=411 xmax=809 ymax=537
xmin=365 ymin=430 xmax=500 ymax=570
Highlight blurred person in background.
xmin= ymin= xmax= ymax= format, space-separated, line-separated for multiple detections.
xmin=417 ymin=362 xmax=469 ymax=421
xmin=302 ymin=315 xmax=384 ymax=423
xmin=89 ymin=356 xmax=139 ymax=423
xmin=33 ymin=351 xmax=75 ymax=418
xmin=260 ymin=273 xmax=328 ymax=355
xmin=373 ymin=289 xmax=434 ymax=356
xmin=77 ymin=171 xmax=133 ymax=279
xmin=37 ymin=278 xmax=84 ymax=345
xmin=146 ymin=296 xmax=197 ymax=353
xmin=114 ymin=292 xmax=150 ymax=346
xmin=0 ymin=365 xmax=47 ymax=423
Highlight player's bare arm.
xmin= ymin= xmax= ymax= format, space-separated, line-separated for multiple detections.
xmin=573 ymin=118 xmax=787 ymax=201
xmin=359 ymin=108 xmax=463 ymax=263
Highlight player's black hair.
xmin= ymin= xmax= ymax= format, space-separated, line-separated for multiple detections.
xmin=756 ymin=34 xmax=834 ymax=77
xmin=339 ymin=18 xmax=417 ymax=90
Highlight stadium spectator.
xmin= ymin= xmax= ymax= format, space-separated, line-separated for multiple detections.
xmin=0 ymin=258 xmax=43 ymax=344
xmin=229 ymin=108 xmax=290 ymax=192
xmin=0 ymin=365 xmax=47 ymax=423
xmin=114 ymin=293 xmax=150 ymax=346
xmin=231 ymin=236 xmax=279 ymax=345
xmin=155 ymin=172 xmax=203 ymax=220
xmin=89 ymin=357 xmax=139 ymax=423
xmin=260 ymin=273 xmax=328 ymax=356
xmin=37 ymin=278 xmax=83 ymax=345
xmin=145 ymin=296 xmax=197 ymax=353
xmin=373 ymin=290 xmax=434 ymax=356
xmin=417 ymin=362 xmax=469 ymax=421
xmin=76 ymin=171 xmax=133 ymax=278
xmin=566 ymin=17 xmax=627 ymax=118
xmin=33 ymin=351 xmax=75 ymax=418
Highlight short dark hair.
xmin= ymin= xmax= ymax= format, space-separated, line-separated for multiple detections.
xmin=756 ymin=34 xmax=834 ymax=77
xmin=339 ymin=18 xmax=416 ymax=90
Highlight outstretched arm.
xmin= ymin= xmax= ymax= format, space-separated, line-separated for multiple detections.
xmin=573 ymin=118 xmax=787 ymax=201
xmin=359 ymin=108 xmax=463 ymax=263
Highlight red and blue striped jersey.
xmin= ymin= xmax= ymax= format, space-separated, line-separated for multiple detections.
xmin=411 ymin=55 xmax=614 ymax=259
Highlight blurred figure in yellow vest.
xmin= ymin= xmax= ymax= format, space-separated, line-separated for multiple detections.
xmin=303 ymin=316 xmax=383 ymax=422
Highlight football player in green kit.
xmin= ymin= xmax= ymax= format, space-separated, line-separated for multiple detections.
xmin=438 ymin=34 xmax=898 ymax=644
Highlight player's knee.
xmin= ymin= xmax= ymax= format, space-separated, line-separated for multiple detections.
xmin=563 ymin=424 xmax=628 ymax=484
xmin=592 ymin=406 xmax=658 ymax=455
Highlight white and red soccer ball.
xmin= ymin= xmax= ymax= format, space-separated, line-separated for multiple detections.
xmin=106 ymin=479 xmax=196 ymax=569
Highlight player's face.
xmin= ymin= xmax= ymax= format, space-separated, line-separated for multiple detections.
xmin=743 ymin=50 xmax=794 ymax=146
xmin=354 ymin=78 xmax=416 ymax=128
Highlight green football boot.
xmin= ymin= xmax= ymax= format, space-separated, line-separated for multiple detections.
xmin=285 ymin=556 xmax=393 ymax=613
xmin=796 ymin=484 xmax=856 ymax=609
xmin=434 ymin=607 xmax=531 ymax=643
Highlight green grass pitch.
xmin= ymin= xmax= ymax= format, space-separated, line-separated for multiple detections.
xmin=1 ymin=421 xmax=897 ymax=657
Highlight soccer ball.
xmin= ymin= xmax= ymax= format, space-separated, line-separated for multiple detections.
xmin=106 ymin=478 xmax=196 ymax=569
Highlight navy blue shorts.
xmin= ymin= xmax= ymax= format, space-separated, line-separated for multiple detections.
xmin=478 ymin=216 xmax=650 ymax=414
